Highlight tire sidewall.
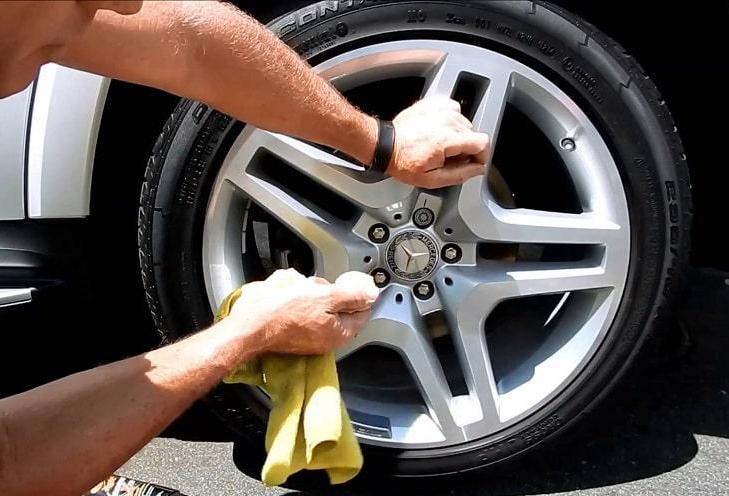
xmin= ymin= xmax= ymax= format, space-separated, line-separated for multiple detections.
xmin=139 ymin=0 xmax=690 ymax=478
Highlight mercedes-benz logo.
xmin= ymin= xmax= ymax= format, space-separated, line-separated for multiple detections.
xmin=386 ymin=231 xmax=438 ymax=281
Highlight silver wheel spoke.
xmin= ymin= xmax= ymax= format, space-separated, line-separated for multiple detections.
xmin=438 ymin=304 xmax=501 ymax=429
xmin=248 ymin=129 xmax=414 ymax=210
xmin=222 ymin=132 xmax=374 ymax=279
xmin=456 ymin=179 xmax=622 ymax=244
xmin=440 ymin=261 xmax=615 ymax=309
xmin=472 ymin=69 xmax=512 ymax=155
xmin=437 ymin=260 xmax=614 ymax=427
xmin=424 ymin=53 xmax=513 ymax=237
xmin=423 ymin=53 xmax=464 ymax=98
xmin=338 ymin=288 xmax=460 ymax=437
xmin=424 ymin=53 xmax=512 ymax=153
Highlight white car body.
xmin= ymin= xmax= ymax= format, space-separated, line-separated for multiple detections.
xmin=0 ymin=64 xmax=107 ymax=307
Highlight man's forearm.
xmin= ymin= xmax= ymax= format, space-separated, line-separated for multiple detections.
xmin=56 ymin=1 xmax=378 ymax=165
xmin=0 ymin=318 xmax=262 ymax=496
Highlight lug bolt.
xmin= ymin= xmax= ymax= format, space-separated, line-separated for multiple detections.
xmin=371 ymin=269 xmax=390 ymax=288
xmin=442 ymin=244 xmax=462 ymax=263
xmin=413 ymin=207 xmax=435 ymax=229
xmin=414 ymin=281 xmax=434 ymax=300
xmin=560 ymin=137 xmax=576 ymax=151
xmin=368 ymin=224 xmax=389 ymax=243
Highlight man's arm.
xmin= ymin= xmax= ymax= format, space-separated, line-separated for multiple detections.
xmin=53 ymin=1 xmax=488 ymax=188
xmin=0 ymin=320 xmax=253 ymax=496
xmin=0 ymin=270 xmax=377 ymax=496
xmin=56 ymin=1 xmax=379 ymax=167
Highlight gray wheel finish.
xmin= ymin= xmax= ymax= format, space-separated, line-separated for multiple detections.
xmin=202 ymin=40 xmax=630 ymax=448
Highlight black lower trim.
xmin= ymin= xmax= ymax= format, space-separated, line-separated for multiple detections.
xmin=0 ymin=219 xmax=91 ymax=290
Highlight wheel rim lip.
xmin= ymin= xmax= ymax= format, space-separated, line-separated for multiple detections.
xmin=201 ymin=40 xmax=631 ymax=449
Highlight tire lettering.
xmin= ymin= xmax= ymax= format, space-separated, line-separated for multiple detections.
xmin=273 ymin=14 xmax=297 ymax=37
xmin=517 ymin=31 xmax=535 ymax=46
xmin=670 ymin=225 xmax=679 ymax=246
xmin=335 ymin=22 xmax=349 ymax=37
xmin=298 ymin=6 xmax=318 ymax=27
xmin=407 ymin=9 xmax=427 ymax=23
xmin=192 ymin=103 xmax=208 ymax=125
xmin=474 ymin=17 xmax=491 ymax=30
xmin=535 ymin=39 xmax=558 ymax=57
xmin=496 ymin=23 xmax=514 ymax=37
xmin=476 ymin=414 xmax=563 ymax=462
xmin=665 ymin=180 xmax=677 ymax=202
xmin=319 ymin=0 xmax=339 ymax=17
xmin=665 ymin=180 xmax=679 ymax=295
xmin=562 ymin=57 xmax=604 ymax=104
xmin=445 ymin=13 xmax=465 ymax=25
xmin=296 ymin=24 xmax=348 ymax=55
xmin=669 ymin=203 xmax=678 ymax=223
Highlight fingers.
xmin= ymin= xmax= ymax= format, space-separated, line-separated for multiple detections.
xmin=267 ymin=268 xmax=306 ymax=285
xmin=423 ymin=95 xmax=461 ymax=112
xmin=424 ymin=162 xmax=486 ymax=188
xmin=473 ymin=141 xmax=489 ymax=165
xmin=330 ymin=272 xmax=380 ymax=312
xmin=444 ymin=132 xmax=490 ymax=159
xmin=451 ymin=112 xmax=474 ymax=131
xmin=338 ymin=310 xmax=371 ymax=340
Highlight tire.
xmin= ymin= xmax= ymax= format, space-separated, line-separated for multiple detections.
xmin=138 ymin=0 xmax=691 ymax=483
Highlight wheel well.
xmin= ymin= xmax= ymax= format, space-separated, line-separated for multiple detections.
xmin=86 ymin=81 xmax=178 ymax=350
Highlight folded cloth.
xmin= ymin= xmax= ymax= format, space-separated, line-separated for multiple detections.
xmin=215 ymin=283 xmax=363 ymax=487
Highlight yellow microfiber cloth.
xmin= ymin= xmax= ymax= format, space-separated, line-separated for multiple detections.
xmin=214 ymin=279 xmax=363 ymax=487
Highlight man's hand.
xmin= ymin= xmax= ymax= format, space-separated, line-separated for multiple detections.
xmin=388 ymin=96 xmax=490 ymax=189
xmin=227 ymin=269 xmax=379 ymax=356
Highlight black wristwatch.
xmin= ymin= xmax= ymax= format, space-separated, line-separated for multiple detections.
xmin=369 ymin=118 xmax=396 ymax=174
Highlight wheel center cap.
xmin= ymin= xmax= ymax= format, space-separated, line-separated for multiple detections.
xmin=386 ymin=231 xmax=439 ymax=281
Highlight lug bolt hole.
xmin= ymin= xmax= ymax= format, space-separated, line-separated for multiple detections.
xmin=371 ymin=269 xmax=390 ymax=288
xmin=560 ymin=137 xmax=576 ymax=151
xmin=414 ymin=281 xmax=435 ymax=300
xmin=368 ymin=224 xmax=390 ymax=243
xmin=442 ymin=244 xmax=462 ymax=263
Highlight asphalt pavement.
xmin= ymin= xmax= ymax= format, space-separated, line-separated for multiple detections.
xmin=121 ymin=268 xmax=729 ymax=496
